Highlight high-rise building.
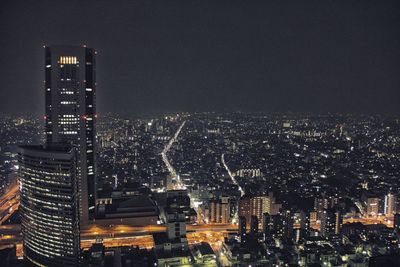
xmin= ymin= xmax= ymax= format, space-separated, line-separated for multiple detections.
xmin=238 ymin=193 xmax=281 ymax=229
xmin=44 ymin=45 xmax=97 ymax=224
xmin=238 ymin=197 xmax=251 ymax=224
xmin=220 ymin=197 xmax=230 ymax=224
xmin=250 ymin=196 xmax=268 ymax=226
xmin=314 ymin=197 xmax=328 ymax=221
xmin=239 ymin=216 xmax=247 ymax=243
xmin=18 ymin=145 xmax=80 ymax=266
xmin=210 ymin=201 xmax=219 ymax=223
xmin=292 ymin=210 xmax=309 ymax=243
xmin=314 ymin=196 xmax=338 ymax=221
xmin=320 ymin=209 xmax=343 ymax=237
xmin=335 ymin=210 xmax=343 ymax=235
xmin=269 ymin=209 xmax=293 ymax=241
xmin=209 ymin=196 xmax=230 ymax=224
xmin=394 ymin=213 xmax=400 ymax=233
xmin=367 ymin=197 xmax=380 ymax=217
xmin=262 ymin=213 xmax=270 ymax=237
xmin=384 ymin=193 xmax=396 ymax=216
xmin=250 ymin=215 xmax=259 ymax=236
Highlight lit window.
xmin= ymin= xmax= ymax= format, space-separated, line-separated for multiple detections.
xmin=58 ymin=56 xmax=77 ymax=65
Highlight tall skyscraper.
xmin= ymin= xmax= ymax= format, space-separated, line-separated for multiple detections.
xmin=18 ymin=145 xmax=80 ymax=266
xmin=44 ymin=45 xmax=97 ymax=223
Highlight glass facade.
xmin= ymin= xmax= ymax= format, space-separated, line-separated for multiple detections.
xmin=44 ymin=45 xmax=97 ymax=223
xmin=18 ymin=145 xmax=80 ymax=266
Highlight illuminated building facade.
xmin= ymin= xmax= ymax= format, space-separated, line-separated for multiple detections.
xmin=384 ymin=193 xmax=396 ymax=216
xmin=18 ymin=145 xmax=80 ymax=267
xmin=320 ymin=209 xmax=343 ymax=237
xmin=239 ymin=193 xmax=282 ymax=228
xmin=44 ymin=45 xmax=97 ymax=224
xmin=367 ymin=197 xmax=380 ymax=217
xmin=209 ymin=196 xmax=230 ymax=224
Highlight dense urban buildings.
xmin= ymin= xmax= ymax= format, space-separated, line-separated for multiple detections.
xmin=1 ymin=109 xmax=400 ymax=266
xmin=1 ymin=0 xmax=400 ymax=265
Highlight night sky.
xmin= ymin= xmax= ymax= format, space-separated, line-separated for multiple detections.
xmin=0 ymin=0 xmax=399 ymax=115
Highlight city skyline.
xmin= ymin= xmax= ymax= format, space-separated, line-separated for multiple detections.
xmin=1 ymin=1 xmax=400 ymax=266
xmin=1 ymin=0 xmax=400 ymax=115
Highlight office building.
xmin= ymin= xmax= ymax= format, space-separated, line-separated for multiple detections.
xmin=18 ymin=145 xmax=80 ymax=266
xmin=44 ymin=45 xmax=97 ymax=224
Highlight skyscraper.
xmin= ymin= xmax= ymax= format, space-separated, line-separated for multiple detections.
xmin=44 ymin=45 xmax=97 ymax=223
xmin=18 ymin=145 xmax=80 ymax=266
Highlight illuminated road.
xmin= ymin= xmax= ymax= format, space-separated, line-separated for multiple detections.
xmin=81 ymin=223 xmax=237 ymax=238
xmin=353 ymin=199 xmax=365 ymax=216
xmin=81 ymin=235 xmax=155 ymax=250
xmin=0 ymin=183 xmax=20 ymax=225
xmin=344 ymin=216 xmax=394 ymax=228
xmin=0 ymin=225 xmax=21 ymax=250
xmin=80 ymin=223 xmax=235 ymax=250
xmin=309 ymin=215 xmax=394 ymax=231
xmin=161 ymin=121 xmax=186 ymax=190
xmin=81 ymin=224 xmax=166 ymax=238
xmin=221 ymin=154 xmax=244 ymax=197
xmin=0 ymin=217 xmax=394 ymax=251
xmin=81 ymin=231 xmax=227 ymax=251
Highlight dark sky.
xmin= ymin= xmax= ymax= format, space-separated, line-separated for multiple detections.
xmin=1 ymin=0 xmax=400 ymax=115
